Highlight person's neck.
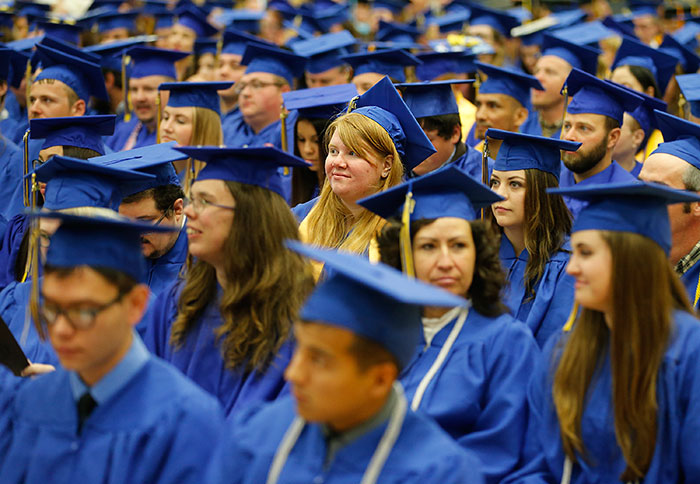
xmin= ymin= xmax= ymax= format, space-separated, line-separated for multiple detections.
xmin=423 ymin=306 xmax=452 ymax=318
xmin=220 ymin=96 xmax=237 ymax=114
xmin=504 ymin=225 xmax=526 ymax=256
xmin=341 ymin=198 xmax=365 ymax=223
xmin=327 ymin=390 xmax=392 ymax=434
xmin=110 ymin=91 xmax=122 ymax=114
xmin=538 ymin=100 xmax=565 ymax=126
xmin=573 ymin=154 xmax=612 ymax=184
xmin=244 ymin=114 xmax=278 ymax=135
xmin=144 ymin=118 xmax=157 ymax=133
xmin=215 ymin=265 xmax=228 ymax=288
xmin=79 ymin=331 xmax=133 ymax=387
xmin=615 ymin=152 xmax=637 ymax=172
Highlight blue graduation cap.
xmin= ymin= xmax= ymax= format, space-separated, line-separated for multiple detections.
xmin=36 ymin=20 xmax=82 ymax=45
xmin=414 ymin=50 xmax=476 ymax=81
xmin=286 ymin=239 xmax=466 ymax=368
xmin=31 ymin=211 xmax=176 ymax=283
xmin=607 ymin=80 xmax=666 ymax=137
xmin=601 ymin=15 xmax=636 ymax=38
xmin=340 ymin=48 xmax=421 ymax=83
xmin=291 ymin=30 xmax=356 ymax=74
xmin=671 ymin=21 xmax=700 ymax=50
xmin=548 ymin=181 xmax=700 ymax=255
xmin=91 ymin=141 xmax=185 ymax=197
xmin=215 ymin=9 xmax=263 ymax=34
xmin=652 ymin=109 xmax=700 ymax=170
xmin=677 ymin=73 xmax=700 ymax=118
xmin=32 ymin=43 xmax=108 ymax=101
xmin=611 ymin=36 xmax=678 ymax=94
xmin=396 ymin=79 xmax=473 ymax=118
xmin=14 ymin=0 xmax=51 ymax=17
xmin=194 ymin=38 xmax=217 ymax=56
xmin=475 ymin=61 xmax=543 ymax=107
xmin=174 ymin=4 xmax=219 ymax=37
xmin=6 ymin=35 xmax=44 ymax=53
xmin=283 ymin=83 xmax=357 ymax=119
xmin=126 ymin=46 xmax=190 ymax=79
xmin=486 ymin=128 xmax=581 ymax=179
xmin=426 ymin=10 xmax=470 ymax=34
xmin=96 ymin=10 xmax=138 ymax=33
xmin=550 ymin=20 xmax=616 ymax=48
xmin=563 ymin=67 xmax=644 ymax=124
xmin=312 ymin=3 xmax=350 ymax=32
xmin=659 ymin=34 xmax=700 ymax=74
xmin=40 ymin=35 xmax=101 ymax=64
xmin=0 ymin=47 xmax=29 ymax=88
xmin=468 ymin=4 xmax=520 ymax=37
xmin=29 ymin=115 xmax=116 ymax=155
xmin=159 ymin=81 xmax=233 ymax=115
xmin=376 ymin=20 xmax=422 ymax=44
xmin=349 ymin=76 xmax=436 ymax=170
xmin=541 ymin=33 xmax=600 ymax=75
xmin=173 ymin=146 xmax=310 ymax=197
xmin=241 ymin=43 xmax=306 ymax=86
xmin=83 ymin=35 xmax=157 ymax=71
xmin=143 ymin=6 xmax=175 ymax=30
xmin=372 ymin=0 xmax=405 ymax=15
xmin=221 ymin=27 xmax=273 ymax=56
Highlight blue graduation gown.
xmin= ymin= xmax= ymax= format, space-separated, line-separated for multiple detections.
xmin=209 ymin=395 xmax=486 ymax=484
xmin=106 ymin=116 xmax=157 ymax=152
xmin=630 ymin=160 xmax=643 ymax=178
xmin=291 ymin=196 xmax=318 ymax=223
xmin=400 ymin=309 xmax=538 ymax=484
xmin=145 ymin=225 xmax=188 ymax=297
xmin=142 ymin=280 xmax=293 ymax=417
xmin=499 ymin=234 xmax=576 ymax=347
xmin=0 ymin=348 xmax=224 ymax=483
xmin=2 ymin=92 xmax=28 ymax=146
xmin=502 ymin=310 xmax=700 ymax=483
xmin=451 ymin=145 xmax=493 ymax=182
xmin=0 ymin=138 xmax=42 ymax=221
xmin=0 ymin=214 xmax=26 ymax=291
xmin=0 ymin=139 xmax=24 ymax=221
xmin=558 ymin=161 xmax=637 ymax=219
xmin=681 ymin=259 xmax=700 ymax=310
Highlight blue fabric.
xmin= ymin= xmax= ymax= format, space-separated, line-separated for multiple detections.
xmin=0 ymin=353 xmax=224 ymax=483
xmin=502 ymin=310 xmax=700 ymax=483
xmin=208 ymin=395 xmax=486 ymax=484
xmin=291 ymin=196 xmax=318 ymax=223
xmin=0 ymin=215 xmax=27 ymax=291
xmin=499 ymin=234 xmax=575 ymax=347
xmin=145 ymin=224 xmax=188 ymax=298
xmin=400 ymin=310 xmax=537 ymax=484
xmin=450 ymin=145 xmax=490 ymax=182
xmin=0 ymin=138 xmax=41 ymax=221
xmin=519 ymin=112 xmax=563 ymax=139
xmin=106 ymin=117 xmax=157 ymax=152
xmin=0 ymin=136 xmax=23 ymax=222
xmin=630 ymin=160 xmax=643 ymax=178
xmin=680 ymin=259 xmax=700 ymax=310
xmin=142 ymin=280 xmax=293 ymax=417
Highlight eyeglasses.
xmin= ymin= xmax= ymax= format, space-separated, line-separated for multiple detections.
xmin=39 ymin=292 xmax=126 ymax=330
xmin=183 ymin=197 xmax=236 ymax=215
xmin=234 ymin=79 xmax=285 ymax=94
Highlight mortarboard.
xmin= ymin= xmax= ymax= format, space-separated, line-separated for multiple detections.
xmin=372 ymin=0 xmax=405 ymax=15
xmin=340 ymin=48 xmax=421 ymax=83
xmin=95 ymin=10 xmax=139 ymax=33
xmin=159 ymin=81 xmax=233 ymax=115
xmin=287 ymin=239 xmax=466 ymax=368
xmin=0 ymin=47 xmax=29 ymax=88
xmin=36 ymin=20 xmax=82 ymax=45
xmin=282 ymin=83 xmax=357 ymax=119
xmin=126 ymin=46 xmax=190 ymax=79
xmin=6 ymin=35 xmax=44 ymax=53
xmin=652 ymin=109 xmax=700 ymax=170
xmin=240 ymin=43 xmax=306 ymax=86
xmin=475 ymin=61 xmax=543 ymax=107
xmin=550 ymin=20 xmax=616 ymax=48
xmin=608 ymin=80 xmax=666 ymax=136
xmin=486 ymin=128 xmax=581 ymax=179
xmin=83 ymin=35 xmax=157 ymax=71
xmin=601 ymin=15 xmax=636 ymax=38
xmin=143 ymin=6 xmax=175 ymax=30
xmin=32 ymin=43 xmax=108 ymax=101
xmin=426 ymin=10 xmax=470 ymax=34
xmin=468 ymin=4 xmax=520 ymax=37
xmin=174 ymin=4 xmax=219 ymax=37
xmin=312 ymin=3 xmax=350 ymax=32
xmin=30 ymin=115 xmax=116 ymax=155
xmin=194 ymin=38 xmax=217 ymax=56
xmin=291 ymin=30 xmax=356 ymax=74
xmin=563 ymin=67 xmax=644 ymax=124
xmin=173 ymin=146 xmax=310 ymax=197
xmin=396 ymin=79 xmax=473 ymax=118
xmin=541 ymin=33 xmax=600 ymax=75
xmin=414 ymin=50 xmax=476 ymax=81
xmin=548 ymin=181 xmax=700 ymax=255
xmin=40 ymin=35 xmax=101 ymax=64
xmin=611 ymin=36 xmax=678 ymax=94
xmin=221 ymin=27 xmax=273 ymax=56
xmin=214 ymin=9 xmax=263 ymax=34
xmin=659 ymin=34 xmax=700 ymax=74
xmin=376 ymin=20 xmax=422 ymax=44
xmin=671 ymin=20 xmax=700 ymax=50
xmin=676 ymin=73 xmax=700 ymax=118
xmin=349 ymin=76 xmax=436 ymax=170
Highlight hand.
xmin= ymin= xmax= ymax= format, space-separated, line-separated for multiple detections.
xmin=21 ymin=362 xmax=56 ymax=377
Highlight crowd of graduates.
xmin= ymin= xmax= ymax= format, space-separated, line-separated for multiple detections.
xmin=0 ymin=0 xmax=698 ymax=482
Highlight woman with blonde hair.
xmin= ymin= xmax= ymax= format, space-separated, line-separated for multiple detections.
xmin=503 ymin=181 xmax=700 ymax=483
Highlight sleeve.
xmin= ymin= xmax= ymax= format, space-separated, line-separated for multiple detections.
xmin=141 ymin=281 xmax=180 ymax=357
xmin=526 ymin=258 xmax=576 ymax=348
xmin=680 ymin=331 xmax=700 ymax=481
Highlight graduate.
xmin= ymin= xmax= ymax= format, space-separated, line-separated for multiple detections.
xmin=502 ymin=182 xmax=700 ymax=483
xmin=340 ymin=48 xmax=421 ymax=95
xmin=0 ymin=212 xmax=224 ymax=484
xmin=610 ymin=36 xmax=677 ymax=100
xmin=361 ymin=165 xmax=539 ymax=484
xmin=210 ymin=242 xmax=486 ymax=484
xmin=290 ymin=30 xmax=355 ymax=88
xmin=142 ymin=146 xmax=314 ymax=417
xmin=485 ymin=129 xmax=578 ymax=346
xmin=168 ymin=4 xmax=219 ymax=54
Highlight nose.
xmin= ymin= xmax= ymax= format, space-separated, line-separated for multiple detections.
xmin=183 ymin=203 xmax=196 ymax=219
xmin=475 ymin=104 xmax=486 ymax=121
xmin=492 ymin=181 xmax=507 ymax=198
xmin=50 ymin=313 xmax=76 ymax=338
xmin=161 ymin=117 xmax=173 ymax=132
xmin=566 ymin=256 xmax=579 ymax=277
xmin=562 ymin=125 xmax=576 ymax=142
xmin=435 ymin=245 xmax=455 ymax=270
xmin=284 ymin=351 xmax=305 ymax=384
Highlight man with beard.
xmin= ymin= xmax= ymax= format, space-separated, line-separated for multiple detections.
xmin=558 ymin=69 xmax=643 ymax=217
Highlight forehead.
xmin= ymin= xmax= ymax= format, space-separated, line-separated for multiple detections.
xmin=30 ymin=80 xmax=70 ymax=98
xmin=129 ymin=75 xmax=168 ymax=89
xmin=415 ymin=216 xmax=472 ymax=238
xmin=639 ymin=152 xmax=688 ymax=186
xmin=294 ymin=321 xmax=355 ymax=354
xmin=164 ymin=104 xmax=193 ymax=116
xmin=219 ymin=53 xmax=242 ymax=64
xmin=536 ymin=55 xmax=572 ymax=74
xmin=476 ymin=92 xmax=513 ymax=105
xmin=240 ymin=71 xmax=278 ymax=83
xmin=563 ymin=111 xmax=607 ymax=127
xmin=191 ymin=178 xmax=230 ymax=197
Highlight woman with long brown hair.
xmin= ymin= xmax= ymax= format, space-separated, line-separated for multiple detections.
xmin=503 ymin=182 xmax=700 ymax=483
xmin=143 ymin=146 xmax=314 ymax=418
xmin=486 ymin=129 xmax=579 ymax=347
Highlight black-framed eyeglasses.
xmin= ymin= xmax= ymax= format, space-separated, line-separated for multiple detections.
xmin=39 ymin=292 xmax=126 ymax=330
xmin=184 ymin=197 xmax=236 ymax=215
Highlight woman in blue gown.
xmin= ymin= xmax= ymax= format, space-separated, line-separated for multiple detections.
xmin=485 ymin=129 xmax=578 ymax=347
xmin=362 ymin=164 xmax=539 ymax=484
xmin=142 ymin=146 xmax=314 ymax=417
xmin=503 ymin=181 xmax=700 ymax=483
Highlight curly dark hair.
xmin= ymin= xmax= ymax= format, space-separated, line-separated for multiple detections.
xmin=376 ymin=218 xmax=508 ymax=317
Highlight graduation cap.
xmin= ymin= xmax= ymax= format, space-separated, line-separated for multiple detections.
xmin=372 ymin=0 xmax=405 ymax=15
xmin=426 ymin=10 xmax=470 ymax=33
xmin=671 ymin=21 xmax=700 ymax=50
xmin=376 ymin=20 xmax=422 ymax=44
xmin=468 ymin=4 xmax=520 ymax=37
xmin=126 ymin=46 xmax=190 ymax=79
xmin=677 ymin=73 xmax=700 ymax=118
xmin=174 ymin=4 xmax=219 ymax=37
xmin=652 ymin=109 xmax=700 ymax=170
xmin=548 ymin=181 xmax=700 ymax=255
xmin=215 ymin=9 xmax=263 ymax=33
xmin=95 ymin=10 xmax=139 ymax=33
xmin=611 ymin=36 xmax=678 ymax=94
xmin=312 ymin=3 xmax=350 ymax=32
xmin=286 ymin=239 xmax=466 ymax=368
xmin=173 ymin=146 xmax=310 ymax=197
xmin=32 ymin=211 xmax=176 ymax=283
xmin=221 ymin=28 xmax=273 ymax=56
xmin=549 ymin=20 xmax=616 ymax=48
xmin=241 ymin=43 xmax=306 ymax=86
xmin=82 ymin=35 xmax=157 ymax=71
xmin=291 ymin=30 xmax=356 ymax=74
xmin=14 ymin=0 xmax=51 ymax=17
xmin=144 ymin=6 xmax=175 ymax=30
xmin=563 ymin=67 xmax=644 ymax=124
xmin=194 ymin=38 xmax=217 ymax=56
xmin=40 ymin=35 xmax=101 ymax=64
xmin=36 ymin=20 xmax=82 ymax=46
xmin=396 ymin=79 xmax=473 ymax=118
xmin=475 ymin=61 xmax=543 ymax=107
xmin=0 ymin=47 xmax=29 ymax=88
xmin=6 ymin=35 xmax=44 ymax=53
xmin=159 ymin=81 xmax=233 ymax=115
xmin=33 ymin=43 xmax=108 ymax=101
xmin=486 ymin=128 xmax=581 ymax=179
xmin=607 ymin=80 xmax=666 ymax=137
xmin=91 ymin=141 xmax=185 ymax=197
xmin=541 ymin=33 xmax=600 ymax=76
xmin=601 ymin=15 xmax=636 ymax=38
xmin=29 ymin=115 xmax=116 ymax=156
xmin=340 ymin=48 xmax=421 ymax=84
xmin=659 ymin=34 xmax=700 ymax=74
xmin=349 ymin=76 xmax=436 ymax=170
xmin=282 ymin=83 xmax=357 ymax=119
xmin=414 ymin=50 xmax=475 ymax=81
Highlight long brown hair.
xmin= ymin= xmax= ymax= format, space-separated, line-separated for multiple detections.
xmin=552 ymin=230 xmax=693 ymax=481
xmin=182 ymin=106 xmax=223 ymax=193
xmin=170 ymin=181 xmax=314 ymax=372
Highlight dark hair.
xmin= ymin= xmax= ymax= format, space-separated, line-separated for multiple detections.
xmin=377 ymin=218 xmax=508 ymax=317
xmin=348 ymin=331 xmax=401 ymax=372
xmin=418 ymin=114 xmax=462 ymax=141
xmin=604 ymin=115 xmax=621 ymax=133
xmin=44 ymin=264 xmax=139 ymax=295
xmin=627 ymin=64 xmax=660 ymax=98
xmin=62 ymin=146 xmax=102 ymax=159
xmin=292 ymin=117 xmax=328 ymax=206
xmin=121 ymin=184 xmax=185 ymax=214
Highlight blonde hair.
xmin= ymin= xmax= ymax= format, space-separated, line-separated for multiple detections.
xmin=34 ymin=78 xmax=80 ymax=105
xmin=305 ymin=112 xmax=404 ymax=254
xmin=184 ymin=106 xmax=223 ymax=192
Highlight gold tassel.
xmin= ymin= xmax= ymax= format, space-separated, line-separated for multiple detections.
xmin=560 ymin=84 xmax=569 ymax=130
xmin=280 ymin=104 xmax=290 ymax=175
xmin=679 ymin=92 xmax=687 ymax=119
xmin=399 ymin=189 xmax=416 ymax=277
xmin=480 ymin=137 xmax=489 ymax=219
xmin=26 ymin=173 xmax=42 ymax=340
xmin=347 ymin=95 xmax=359 ymax=113
xmin=123 ymin=53 xmax=131 ymax=122
xmin=563 ymin=302 xmax=579 ymax=332
xmin=156 ymin=90 xmax=162 ymax=144
xmin=22 ymin=129 xmax=30 ymax=208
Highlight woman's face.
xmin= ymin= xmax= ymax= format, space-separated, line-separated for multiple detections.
xmin=413 ymin=217 xmax=476 ymax=298
xmin=196 ymin=53 xmax=217 ymax=81
xmin=184 ymin=179 xmax=235 ymax=268
xmin=297 ymin=119 xmax=320 ymax=170
xmin=610 ymin=65 xmax=651 ymax=96
xmin=490 ymin=169 xmax=527 ymax=230
xmin=567 ymin=230 xmax=613 ymax=315
xmin=168 ymin=23 xmax=197 ymax=52
xmin=325 ymin=130 xmax=390 ymax=205
xmin=160 ymin=105 xmax=194 ymax=146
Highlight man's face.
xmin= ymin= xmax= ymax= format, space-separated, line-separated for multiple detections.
xmin=560 ymin=112 xmax=611 ymax=174
xmin=633 ymin=14 xmax=661 ymax=45
xmin=101 ymin=27 xmax=130 ymax=44
xmin=531 ymin=55 xmax=571 ymax=110
xmin=129 ymin=75 xmax=169 ymax=125
xmin=305 ymin=66 xmax=351 ymax=89
xmin=237 ymin=71 xmax=287 ymax=130
xmin=352 ymin=72 xmax=385 ymax=95
xmin=119 ymin=195 xmax=183 ymax=259
xmin=28 ymin=80 xmax=83 ymax=119
xmin=413 ymin=125 xmax=461 ymax=176
xmin=217 ymin=53 xmax=246 ymax=99
xmin=474 ymin=93 xmax=523 ymax=140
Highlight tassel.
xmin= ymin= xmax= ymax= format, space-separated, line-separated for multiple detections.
xmin=280 ymin=104 xmax=289 ymax=175
xmin=123 ymin=53 xmax=131 ymax=122
xmin=480 ymin=137 xmax=489 ymax=219
xmin=400 ymin=188 xmax=416 ymax=277
xmin=22 ymin=129 xmax=30 ymax=208
xmin=156 ymin=90 xmax=162 ymax=144
xmin=563 ymin=302 xmax=579 ymax=332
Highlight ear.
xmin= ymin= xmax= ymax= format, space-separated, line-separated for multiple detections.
xmin=632 ymin=128 xmax=646 ymax=153
xmin=513 ymin=106 xmax=529 ymax=130
xmin=172 ymin=197 xmax=185 ymax=217
xmin=367 ymin=362 xmax=398 ymax=399
xmin=71 ymin=98 xmax=86 ymax=116
xmin=692 ymin=200 xmax=700 ymax=218
xmin=104 ymin=71 xmax=115 ymax=90
xmin=606 ymin=127 xmax=621 ymax=150
xmin=279 ymin=83 xmax=291 ymax=94
xmin=450 ymin=124 xmax=462 ymax=145
xmin=125 ymin=284 xmax=150 ymax=328
xmin=381 ymin=155 xmax=393 ymax=178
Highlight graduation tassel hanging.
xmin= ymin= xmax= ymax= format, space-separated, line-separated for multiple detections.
xmin=679 ymin=91 xmax=687 ymax=119
xmin=156 ymin=90 xmax=162 ymax=144
xmin=27 ymin=174 xmax=43 ymax=340
xmin=280 ymin=102 xmax=289 ymax=175
xmin=399 ymin=188 xmax=416 ymax=278
xmin=480 ymin=137 xmax=489 ymax=220
xmin=560 ymin=84 xmax=569 ymax=130
xmin=123 ymin=53 xmax=131 ymax=122
xmin=563 ymin=301 xmax=579 ymax=332
xmin=22 ymin=129 xmax=30 ymax=208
